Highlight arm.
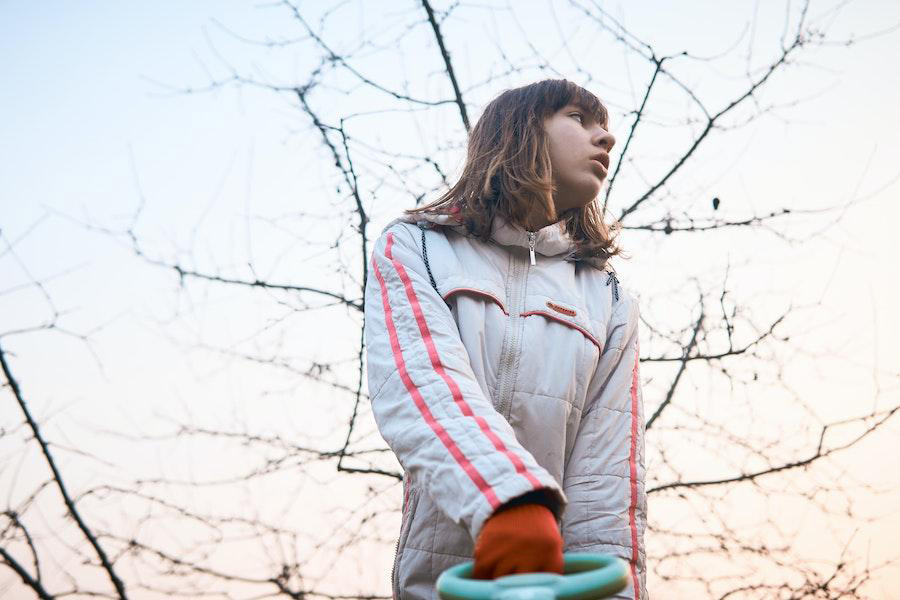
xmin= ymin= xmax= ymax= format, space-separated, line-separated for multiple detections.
xmin=364 ymin=223 xmax=565 ymax=540
xmin=562 ymin=292 xmax=646 ymax=592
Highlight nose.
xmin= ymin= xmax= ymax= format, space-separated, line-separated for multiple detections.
xmin=591 ymin=125 xmax=615 ymax=152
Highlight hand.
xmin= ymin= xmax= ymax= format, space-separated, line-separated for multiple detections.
xmin=472 ymin=502 xmax=564 ymax=580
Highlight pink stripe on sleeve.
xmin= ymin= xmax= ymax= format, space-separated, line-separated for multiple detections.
xmin=372 ymin=247 xmax=501 ymax=510
xmin=384 ymin=233 xmax=545 ymax=492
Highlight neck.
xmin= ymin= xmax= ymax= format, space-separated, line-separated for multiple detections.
xmin=522 ymin=207 xmax=559 ymax=232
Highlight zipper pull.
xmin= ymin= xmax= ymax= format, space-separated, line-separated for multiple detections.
xmin=527 ymin=232 xmax=536 ymax=266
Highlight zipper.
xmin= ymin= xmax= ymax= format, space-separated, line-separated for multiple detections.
xmin=390 ymin=474 xmax=407 ymax=599
xmin=494 ymin=243 xmax=531 ymax=419
xmin=527 ymin=231 xmax=536 ymax=266
xmin=390 ymin=532 xmax=400 ymax=598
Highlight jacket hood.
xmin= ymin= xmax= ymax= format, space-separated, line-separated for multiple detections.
xmin=393 ymin=209 xmax=609 ymax=271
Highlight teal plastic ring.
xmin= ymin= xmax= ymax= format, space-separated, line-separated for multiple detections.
xmin=436 ymin=552 xmax=630 ymax=600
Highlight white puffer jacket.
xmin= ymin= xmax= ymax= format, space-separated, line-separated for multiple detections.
xmin=364 ymin=210 xmax=647 ymax=600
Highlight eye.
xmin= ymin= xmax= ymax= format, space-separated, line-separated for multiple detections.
xmin=569 ymin=112 xmax=584 ymax=123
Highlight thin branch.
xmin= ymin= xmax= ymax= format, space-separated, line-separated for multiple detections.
xmin=421 ymin=0 xmax=471 ymax=132
xmin=646 ymin=304 xmax=704 ymax=429
xmin=0 ymin=546 xmax=54 ymax=600
xmin=649 ymin=403 xmax=900 ymax=494
xmin=0 ymin=341 xmax=129 ymax=599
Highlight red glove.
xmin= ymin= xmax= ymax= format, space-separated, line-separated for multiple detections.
xmin=472 ymin=502 xmax=564 ymax=580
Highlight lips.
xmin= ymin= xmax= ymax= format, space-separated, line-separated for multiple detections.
xmin=589 ymin=154 xmax=609 ymax=179
xmin=590 ymin=153 xmax=610 ymax=170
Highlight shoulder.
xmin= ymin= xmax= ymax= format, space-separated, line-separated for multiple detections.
xmin=377 ymin=218 xmax=421 ymax=248
xmin=372 ymin=219 xmax=465 ymax=290
xmin=377 ymin=215 xmax=465 ymax=250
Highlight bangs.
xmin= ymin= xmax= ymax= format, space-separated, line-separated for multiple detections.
xmin=567 ymin=85 xmax=609 ymax=127
xmin=534 ymin=79 xmax=609 ymax=127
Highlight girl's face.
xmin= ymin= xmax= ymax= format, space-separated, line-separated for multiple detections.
xmin=543 ymin=103 xmax=616 ymax=213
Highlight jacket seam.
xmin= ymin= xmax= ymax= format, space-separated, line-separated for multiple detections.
xmin=583 ymin=402 xmax=634 ymax=416
xmin=487 ymin=382 xmax=585 ymax=411
xmin=565 ymin=541 xmax=635 ymax=550
xmin=369 ymin=367 xmax=399 ymax=407
xmin=565 ymin=472 xmax=644 ymax=482
xmin=401 ymin=544 xmax=476 ymax=559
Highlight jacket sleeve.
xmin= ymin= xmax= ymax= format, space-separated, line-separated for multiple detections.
xmin=364 ymin=223 xmax=565 ymax=540
xmin=561 ymin=291 xmax=647 ymax=598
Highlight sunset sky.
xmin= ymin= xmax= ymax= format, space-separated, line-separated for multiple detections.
xmin=2 ymin=1 xmax=899 ymax=597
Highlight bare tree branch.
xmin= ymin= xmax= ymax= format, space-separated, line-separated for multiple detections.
xmin=0 ymin=341 xmax=129 ymax=599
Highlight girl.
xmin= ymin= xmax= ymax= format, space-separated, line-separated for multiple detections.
xmin=364 ymin=79 xmax=646 ymax=600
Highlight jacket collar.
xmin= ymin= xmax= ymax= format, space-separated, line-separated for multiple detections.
xmin=392 ymin=209 xmax=609 ymax=271
xmin=397 ymin=211 xmax=575 ymax=258
xmin=488 ymin=213 xmax=574 ymax=258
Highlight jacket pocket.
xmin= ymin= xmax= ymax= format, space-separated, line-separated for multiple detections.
xmin=392 ymin=484 xmax=420 ymax=600
xmin=517 ymin=297 xmax=605 ymax=412
xmin=440 ymin=280 xmax=509 ymax=408
xmin=442 ymin=285 xmax=508 ymax=315
xmin=520 ymin=297 xmax=604 ymax=354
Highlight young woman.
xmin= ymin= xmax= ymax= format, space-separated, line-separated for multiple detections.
xmin=364 ymin=79 xmax=646 ymax=600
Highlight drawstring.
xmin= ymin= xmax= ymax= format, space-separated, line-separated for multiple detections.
xmin=418 ymin=222 xmax=444 ymax=301
xmin=605 ymin=271 xmax=620 ymax=302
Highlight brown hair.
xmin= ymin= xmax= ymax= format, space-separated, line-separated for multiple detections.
xmin=405 ymin=78 xmax=622 ymax=269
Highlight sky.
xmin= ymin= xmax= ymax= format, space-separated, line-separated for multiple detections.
xmin=2 ymin=1 xmax=900 ymax=598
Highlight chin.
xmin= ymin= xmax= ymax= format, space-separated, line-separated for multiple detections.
xmin=555 ymin=181 xmax=601 ymax=212
xmin=582 ymin=180 xmax=602 ymax=198
xmin=561 ymin=199 xmax=595 ymax=215
xmin=579 ymin=187 xmax=602 ymax=206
